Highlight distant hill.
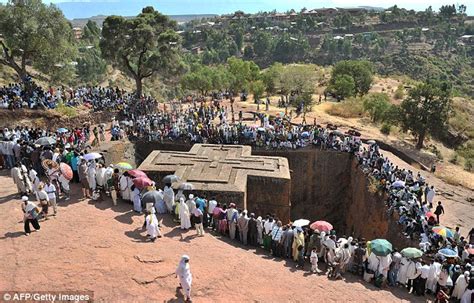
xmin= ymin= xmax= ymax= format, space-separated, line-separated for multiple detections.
xmin=70 ymin=14 xmax=218 ymax=28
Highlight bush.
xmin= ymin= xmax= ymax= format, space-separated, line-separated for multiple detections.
xmin=449 ymin=154 xmax=459 ymax=164
xmin=363 ymin=93 xmax=391 ymax=122
xmin=394 ymin=85 xmax=404 ymax=99
xmin=465 ymin=159 xmax=473 ymax=172
xmin=326 ymin=97 xmax=365 ymax=118
xmin=55 ymin=102 xmax=77 ymax=118
xmin=380 ymin=123 xmax=391 ymax=135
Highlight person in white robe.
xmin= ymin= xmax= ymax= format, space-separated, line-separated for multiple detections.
xmin=175 ymin=255 xmax=192 ymax=302
xmin=11 ymin=164 xmax=32 ymax=195
xmin=145 ymin=208 xmax=161 ymax=241
xmin=96 ymin=164 xmax=106 ymax=189
xmin=426 ymin=259 xmax=442 ymax=293
xmin=58 ymin=173 xmax=70 ymax=200
xmin=179 ymin=198 xmax=191 ymax=230
xmin=119 ymin=173 xmax=131 ymax=201
xmin=87 ymin=160 xmax=97 ymax=191
xmin=163 ymin=184 xmax=175 ymax=213
xmin=131 ymin=186 xmax=142 ymax=213
xmin=452 ymin=272 xmax=470 ymax=300
xmin=460 ymin=279 xmax=474 ymax=303
xmin=397 ymin=256 xmax=410 ymax=285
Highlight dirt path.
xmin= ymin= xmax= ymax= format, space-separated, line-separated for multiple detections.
xmin=0 ymin=171 xmax=424 ymax=302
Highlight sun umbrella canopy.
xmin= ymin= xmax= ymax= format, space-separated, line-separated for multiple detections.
xmin=115 ymin=162 xmax=133 ymax=170
xmin=367 ymin=139 xmax=376 ymax=145
xmin=371 ymin=239 xmax=393 ymax=256
xmin=57 ymin=128 xmax=68 ymax=133
xmin=310 ymin=220 xmax=333 ymax=232
xmin=392 ymin=180 xmax=406 ymax=188
xmin=141 ymin=190 xmax=163 ymax=204
xmin=128 ymin=169 xmax=147 ymax=178
xmin=438 ymin=248 xmax=458 ymax=258
xmin=42 ymin=159 xmax=59 ymax=170
xmin=432 ymin=226 xmax=454 ymax=238
xmin=35 ymin=137 xmax=56 ymax=146
xmin=292 ymin=219 xmax=310 ymax=227
xmin=331 ymin=130 xmax=343 ymax=137
xmin=84 ymin=152 xmax=102 ymax=161
xmin=401 ymin=247 xmax=423 ymax=259
xmin=163 ymin=174 xmax=180 ymax=184
xmin=59 ymin=162 xmax=73 ymax=180
xmin=178 ymin=182 xmax=195 ymax=190
xmin=132 ymin=177 xmax=154 ymax=189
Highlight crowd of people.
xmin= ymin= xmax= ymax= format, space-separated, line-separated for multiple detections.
xmin=1 ymin=83 xmax=473 ymax=303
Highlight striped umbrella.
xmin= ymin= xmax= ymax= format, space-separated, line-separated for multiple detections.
xmin=432 ymin=226 xmax=454 ymax=238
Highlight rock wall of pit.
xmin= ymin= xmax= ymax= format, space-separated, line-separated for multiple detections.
xmin=133 ymin=141 xmax=412 ymax=248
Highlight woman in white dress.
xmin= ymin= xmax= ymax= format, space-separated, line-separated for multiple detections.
xmin=175 ymin=255 xmax=192 ymax=302
xmin=453 ymin=271 xmax=470 ymax=300
xmin=145 ymin=208 xmax=161 ymax=242
xmin=179 ymin=197 xmax=191 ymax=230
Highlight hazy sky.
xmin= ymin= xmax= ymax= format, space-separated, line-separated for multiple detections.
xmin=1 ymin=0 xmax=471 ymax=18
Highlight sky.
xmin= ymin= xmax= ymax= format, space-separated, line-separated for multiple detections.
xmin=1 ymin=0 xmax=471 ymax=19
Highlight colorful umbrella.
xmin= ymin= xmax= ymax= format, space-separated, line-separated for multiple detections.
xmin=438 ymin=248 xmax=458 ymax=258
xmin=401 ymin=247 xmax=423 ymax=259
xmin=115 ymin=162 xmax=133 ymax=170
xmin=292 ymin=219 xmax=310 ymax=227
xmin=132 ymin=177 xmax=154 ymax=189
xmin=84 ymin=152 xmax=102 ymax=161
xmin=310 ymin=220 xmax=333 ymax=232
xmin=59 ymin=162 xmax=73 ymax=180
xmin=128 ymin=169 xmax=147 ymax=178
xmin=432 ymin=226 xmax=454 ymax=238
xmin=42 ymin=159 xmax=59 ymax=170
xmin=35 ymin=137 xmax=56 ymax=146
xmin=425 ymin=211 xmax=435 ymax=219
xmin=370 ymin=239 xmax=393 ymax=256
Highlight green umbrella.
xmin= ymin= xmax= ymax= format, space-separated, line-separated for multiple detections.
xmin=401 ymin=247 xmax=423 ymax=259
xmin=371 ymin=239 xmax=393 ymax=256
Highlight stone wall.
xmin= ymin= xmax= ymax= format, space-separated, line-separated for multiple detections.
xmin=133 ymin=140 xmax=415 ymax=248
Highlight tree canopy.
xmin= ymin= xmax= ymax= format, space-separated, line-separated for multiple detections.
xmin=328 ymin=60 xmax=374 ymax=98
xmin=0 ymin=0 xmax=76 ymax=83
xmin=399 ymin=80 xmax=452 ymax=149
xmin=100 ymin=7 xmax=182 ymax=97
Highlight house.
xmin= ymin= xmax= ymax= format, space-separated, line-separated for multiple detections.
xmin=337 ymin=7 xmax=367 ymax=15
xmin=313 ymin=8 xmax=338 ymax=17
xmin=72 ymin=27 xmax=82 ymax=40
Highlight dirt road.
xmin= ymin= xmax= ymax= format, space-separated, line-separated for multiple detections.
xmin=0 ymin=171 xmax=423 ymax=302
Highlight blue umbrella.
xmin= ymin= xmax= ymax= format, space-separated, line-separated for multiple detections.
xmin=371 ymin=239 xmax=393 ymax=256
xmin=57 ymin=128 xmax=68 ymax=133
xmin=438 ymin=248 xmax=458 ymax=258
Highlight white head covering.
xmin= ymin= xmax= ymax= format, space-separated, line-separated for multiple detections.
xmin=150 ymin=207 xmax=156 ymax=214
xmin=188 ymin=194 xmax=194 ymax=199
xmin=21 ymin=196 xmax=28 ymax=202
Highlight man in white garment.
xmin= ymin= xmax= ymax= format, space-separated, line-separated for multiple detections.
xmin=44 ymin=179 xmax=57 ymax=216
xmin=426 ymin=258 xmax=442 ymax=294
xmin=87 ymin=160 xmax=97 ymax=191
xmin=227 ymin=203 xmax=238 ymax=240
xmin=119 ymin=172 xmax=131 ymax=201
xmin=163 ymin=184 xmax=175 ymax=213
xmin=179 ymin=198 xmax=191 ymax=230
xmin=175 ymin=255 xmax=192 ymax=302
xmin=145 ymin=208 xmax=161 ymax=242
xmin=11 ymin=163 xmax=32 ymax=196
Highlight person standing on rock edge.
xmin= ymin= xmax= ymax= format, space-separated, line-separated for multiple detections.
xmin=176 ymin=255 xmax=192 ymax=302
xmin=434 ymin=201 xmax=445 ymax=224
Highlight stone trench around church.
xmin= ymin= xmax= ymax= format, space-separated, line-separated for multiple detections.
xmin=130 ymin=140 xmax=414 ymax=249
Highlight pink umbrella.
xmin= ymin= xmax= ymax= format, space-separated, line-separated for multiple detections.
xmin=310 ymin=220 xmax=333 ymax=232
xmin=128 ymin=169 xmax=147 ymax=178
xmin=59 ymin=162 xmax=73 ymax=180
xmin=132 ymin=177 xmax=154 ymax=189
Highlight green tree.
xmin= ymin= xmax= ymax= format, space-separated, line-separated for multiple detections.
xmin=362 ymin=93 xmax=391 ymax=122
xmin=181 ymin=64 xmax=213 ymax=95
xmin=77 ymin=48 xmax=107 ymax=84
xmin=243 ymin=45 xmax=254 ymax=59
xmin=0 ymin=0 xmax=76 ymax=84
xmin=329 ymin=60 xmax=374 ymax=96
xmin=100 ymin=7 xmax=182 ymax=97
xmin=439 ymin=4 xmax=456 ymax=19
xmin=82 ymin=20 xmax=101 ymax=45
xmin=329 ymin=74 xmax=355 ymax=99
xmin=253 ymin=31 xmax=272 ymax=57
xmin=227 ymin=57 xmax=260 ymax=93
xmin=400 ymin=80 xmax=452 ymax=149
xmin=249 ymin=80 xmax=265 ymax=101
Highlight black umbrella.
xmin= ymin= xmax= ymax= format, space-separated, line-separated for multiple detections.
xmin=162 ymin=174 xmax=180 ymax=184
xmin=141 ymin=190 xmax=163 ymax=204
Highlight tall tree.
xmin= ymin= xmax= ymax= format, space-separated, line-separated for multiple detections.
xmin=0 ymin=0 xmax=76 ymax=84
xmin=329 ymin=60 xmax=373 ymax=96
xmin=400 ymin=80 xmax=452 ymax=149
xmin=100 ymin=7 xmax=182 ymax=97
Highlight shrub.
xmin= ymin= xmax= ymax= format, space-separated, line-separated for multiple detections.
xmin=55 ymin=102 xmax=77 ymax=118
xmin=363 ymin=93 xmax=391 ymax=123
xmin=449 ymin=154 xmax=458 ymax=164
xmin=380 ymin=123 xmax=391 ymax=135
xmin=394 ymin=85 xmax=404 ymax=99
xmin=465 ymin=159 xmax=473 ymax=172
xmin=326 ymin=97 xmax=365 ymax=118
